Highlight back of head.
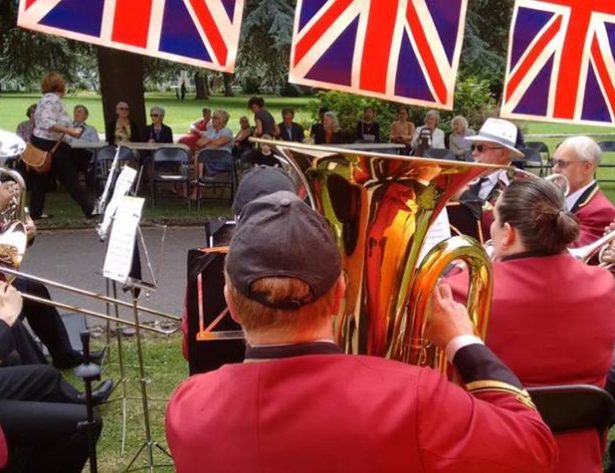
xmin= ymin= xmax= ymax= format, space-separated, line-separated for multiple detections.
xmin=225 ymin=191 xmax=341 ymax=335
xmin=41 ymin=72 xmax=66 ymax=94
xmin=232 ymin=166 xmax=296 ymax=216
xmin=498 ymin=179 xmax=579 ymax=254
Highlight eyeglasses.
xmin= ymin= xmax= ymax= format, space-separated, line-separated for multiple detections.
xmin=471 ymin=144 xmax=505 ymax=153
xmin=549 ymin=158 xmax=581 ymax=168
xmin=150 ymin=114 xmax=160 ymax=117
xmin=117 ymin=107 xmax=129 ymax=111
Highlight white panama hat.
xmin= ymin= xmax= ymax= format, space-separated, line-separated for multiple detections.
xmin=466 ymin=118 xmax=524 ymax=158
xmin=0 ymin=130 xmax=26 ymax=158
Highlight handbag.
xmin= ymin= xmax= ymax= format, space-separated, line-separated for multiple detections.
xmin=21 ymin=135 xmax=64 ymax=173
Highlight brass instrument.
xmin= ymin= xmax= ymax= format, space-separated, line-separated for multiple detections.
xmin=0 ymin=162 xmax=178 ymax=335
xmin=258 ymin=139 xmax=499 ymax=372
xmin=569 ymin=230 xmax=615 ymax=265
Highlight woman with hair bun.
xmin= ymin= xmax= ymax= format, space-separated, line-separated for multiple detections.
xmin=448 ymin=178 xmax=615 ymax=473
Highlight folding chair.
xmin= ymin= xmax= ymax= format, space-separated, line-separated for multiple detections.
xmin=525 ymin=141 xmax=550 ymax=175
xmin=195 ymin=149 xmax=236 ymax=206
xmin=596 ymin=141 xmax=615 ymax=184
xmin=151 ymin=147 xmax=191 ymax=211
xmin=424 ymin=148 xmax=457 ymax=161
xmin=94 ymin=145 xmax=135 ymax=196
xmin=519 ymin=146 xmax=544 ymax=176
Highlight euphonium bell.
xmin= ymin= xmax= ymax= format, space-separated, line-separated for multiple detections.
xmin=261 ymin=139 xmax=503 ymax=372
xmin=0 ymin=168 xmax=29 ymax=280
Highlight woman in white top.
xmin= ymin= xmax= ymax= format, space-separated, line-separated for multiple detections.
xmin=30 ymin=72 xmax=94 ymax=220
xmin=411 ymin=109 xmax=445 ymax=155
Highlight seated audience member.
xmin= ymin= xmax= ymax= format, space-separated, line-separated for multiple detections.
xmin=15 ymin=104 xmax=37 ymax=143
xmin=105 ymin=101 xmax=140 ymax=146
xmin=179 ymin=108 xmax=213 ymax=152
xmin=411 ymin=109 xmax=445 ymax=155
xmin=0 ymin=180 xmax=102 ymax=369
xmin=191 ymin=110 xmax=234 ymax=198
xmin=247 ymin=96 xmax=278 ymax=138
xmin=68 ymin=104 xmax=100 ymax=187
xmin=240 ymin=134 xmax=278 ymax=168
xmin=142 ymin=106 xmax=173 ymax=144
xmin=389 ymin=106 xmax=415 ymax=153
xmin=550 ymin=136 xmax=615 ymax=247
xmin=309 ymin=106 xmax=328 ymax=142
xmin=233 ymin=116 xmax=254 ymax=159
xmin=277 ymin=108 xmax=304 ymax=143
xmin=448 ymin=115 xmax=475 ymax=160
xmin=166 ymin=190 xmax=556 ymax=473
xmin=0 ymin=280 xmax=111 ymax=473
xmin=313 ymin=111 xmax=343 ymax=145
xmin=448 ymin=178 xmax=615 ymax=473
xmin=355 ymin=106 xmax=380 ymax=143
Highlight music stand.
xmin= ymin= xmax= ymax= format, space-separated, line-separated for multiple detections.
xmin=102 ymin=195 xmax=173 ymax=472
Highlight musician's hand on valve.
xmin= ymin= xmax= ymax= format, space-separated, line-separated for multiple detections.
xmin=604 ymin=219 xmax=615 ymax=236
xmin=425 ymin=283 xmax=473 ymax=350
xmin=0 ymin=281 xmax=22 ymax=327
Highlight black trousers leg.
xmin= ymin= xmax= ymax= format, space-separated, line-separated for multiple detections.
xmin=51 ymin=145 xmax=93 ymax=217
xmin=10 ymin=322 xmax=46 ymax=366
xmin=13 ymin=278 xmax=81 ymax=367
xmin=0 ymin=366 xmax=98 ymax=473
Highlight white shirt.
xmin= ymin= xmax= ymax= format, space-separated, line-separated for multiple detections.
xmin=565 ymin=180 xmax=595 ymax=211
xmin=411 ymin=126 xmax=445 ymax=150
xmin=478 ymin=170 xmax=509 ymax=201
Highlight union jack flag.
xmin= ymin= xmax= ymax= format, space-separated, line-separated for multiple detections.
xmin=289 ymin=0 xmax=468 ymax=109
xmin=17 ymin=0 xmax=245 ymax=72
xmin=501 ymin=0 xmax=615 ymax=126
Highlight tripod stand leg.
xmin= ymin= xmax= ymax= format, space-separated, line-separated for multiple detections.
xmin=112 ymin=281 xmax=129 ymax=454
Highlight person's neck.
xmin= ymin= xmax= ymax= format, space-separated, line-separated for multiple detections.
xmin=246 ymin=327 xmax=334 ymax=346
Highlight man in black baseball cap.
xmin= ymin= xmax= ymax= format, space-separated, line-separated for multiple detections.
xmin=167 ymin=192 xmax=555 ymax=473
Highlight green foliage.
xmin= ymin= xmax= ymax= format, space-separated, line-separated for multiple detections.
xmin=306 ymin=91 xmax=398 ymax=140
xmin=241 ymin=76 xmax=261 ymax=95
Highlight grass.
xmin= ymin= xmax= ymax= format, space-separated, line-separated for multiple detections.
xmin=63 ymin=333 xmax=187 ymax=472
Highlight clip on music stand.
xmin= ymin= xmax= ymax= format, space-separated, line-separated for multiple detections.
xmin=102 ymin=195 xmax=172 ymax=472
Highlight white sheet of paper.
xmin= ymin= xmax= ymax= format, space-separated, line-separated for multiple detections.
xmin=98 ymin=166 xmax=137 ymax=240
xmin=417 ymin=210 xmax=452 ymax=266
xmin=103 ymin=196 xmax=144 ymax=283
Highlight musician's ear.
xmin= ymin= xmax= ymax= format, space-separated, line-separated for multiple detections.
xmin=223 ymin=285 xmax=241 ymax=324
xmin=502 ymin=222 xmax=515 ymax=249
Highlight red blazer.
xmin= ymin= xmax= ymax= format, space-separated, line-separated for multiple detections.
xmin=570 ymin=185 xmax=615 ymax=248
xmin=449 ymin=253 xmax=615 ymax=473
xmin=0 ymin=427 xmax=6 ymax=470
xmin=166 ymin=351 xmax=556 ymax=473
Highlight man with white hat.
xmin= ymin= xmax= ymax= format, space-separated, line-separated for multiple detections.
xmin=464 ymin=118 xmax=524 ymax=203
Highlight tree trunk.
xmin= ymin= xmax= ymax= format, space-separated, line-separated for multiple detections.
xmin=194 ymin=71 xmax=209 ymax=100
xmin=223 ymin=73 xmax=234 ymax=97
xmin=97 ymin=46 xmax=146 ymax=134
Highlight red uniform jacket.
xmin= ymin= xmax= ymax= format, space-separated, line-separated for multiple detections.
xmin=449 ymin=253 xmax=615 ymax=473
xmin=166 ymin=344 xmax=556 ymax=473
xmin=570 ymin=184 xmax=615 ymax=248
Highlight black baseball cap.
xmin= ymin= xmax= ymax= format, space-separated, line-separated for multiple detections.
xmin=232 ymin=165 xmax=296 ymax=216
xmin=226 ymin=191 xmax=342 ymax=310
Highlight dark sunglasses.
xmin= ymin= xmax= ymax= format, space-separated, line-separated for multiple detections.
xmin=471 ymin=144 xmax=505 ymax=153
xmin=548 ymin=158 xmax=580 ymax=168
xmin=118 ymin=107 xmax=129 ymax=111
xmin=150 ymin=114 xmax=160 ymax=117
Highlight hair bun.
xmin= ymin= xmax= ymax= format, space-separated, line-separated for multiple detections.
xmin=555 ymin=209 xmax=580 ymax=244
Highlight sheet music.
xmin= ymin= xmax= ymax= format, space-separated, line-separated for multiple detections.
xmin=417 ymin=210 xmax=452 ymax=266
xmin=103 ymin=196 xmax=144 ymax=283
xmin=98 ymin=166 xmax=137 ymax=240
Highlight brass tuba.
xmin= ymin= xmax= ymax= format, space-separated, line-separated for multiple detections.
xmin=0 ymin=168 xmax=28 ymax=275
xmin=261 ymin=139 xmax=502 ymax=372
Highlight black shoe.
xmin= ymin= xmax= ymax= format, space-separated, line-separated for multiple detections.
xmin=88 ymin=350 xmax=105 ymax=365
xmin=53 ymin=349 xmax=105 ymax=370
xmin=76 ymin=379 xmax=114 ymax=406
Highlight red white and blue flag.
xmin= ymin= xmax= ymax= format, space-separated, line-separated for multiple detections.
xmin=501 ymin=0 xmax=615 ymax=126
xmin=17 ymin=0 xmax=245 ymax=72
xmin=289 ymin=0 xmax=468 ymax=109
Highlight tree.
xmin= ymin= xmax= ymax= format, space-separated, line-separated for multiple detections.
xmin=235 ymin=0 xmax=294 ymax=92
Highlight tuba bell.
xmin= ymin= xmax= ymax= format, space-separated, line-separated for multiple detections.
xmin=261 ymin=139 xmax=502 ymax=372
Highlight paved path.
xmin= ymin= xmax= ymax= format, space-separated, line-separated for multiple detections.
xmin=22 ymin=226 xmax=205 ymax=328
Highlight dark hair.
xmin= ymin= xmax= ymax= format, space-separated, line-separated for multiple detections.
xmin=364 ymin=106 xmax=375 ymax=113
xmin=497 ymin=179 xmax=579 ymax=254
xmin=248 ymin=96 xmax=265 ymax=109
xmin=318 ymin=106 xmax=329 ymax=115
xmin=74 ymin=104 xmax=89 ymax=115
xmin=281 ymin=107 xmax=294 ymax=117
xmin=202 ymin=107 xmax=211 ymax=114
xmin=26 ymin=104 xmax=37 ymax=118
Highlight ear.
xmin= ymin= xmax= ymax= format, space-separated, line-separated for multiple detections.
xmin=330 ymin=274 xmax=347 ymax=317
xmin=502 ymin=222 xmax=516 ymax=249
xmin=224 ymin=285 xmax=241 ymax=324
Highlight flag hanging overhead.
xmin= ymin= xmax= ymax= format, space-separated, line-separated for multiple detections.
xmin=288 ymin=0 xmax=468 ymax=109
xmin=17 ymin=0 xmax=245 ymax=72
xmin=501 ymin=0 xmax=615 ymax=127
